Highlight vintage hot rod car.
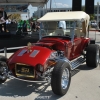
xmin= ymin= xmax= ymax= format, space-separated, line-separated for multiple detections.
xmin=0 ymin=11 xmax=99 ymax=96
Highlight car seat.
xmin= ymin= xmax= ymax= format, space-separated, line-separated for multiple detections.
xmin=54 ymin=29 xmax=64 ymax=36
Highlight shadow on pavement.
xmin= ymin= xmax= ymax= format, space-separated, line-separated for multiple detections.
xmin=71 ymin=63 xmax=97 ymax=77
xmin=0 ymin=63 xmax=98 ymax=100
xmin=0 ymin=79 xmax=60 ymax=100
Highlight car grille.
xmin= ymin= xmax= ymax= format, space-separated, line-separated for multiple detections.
xmin=15 ymin=63 xmax=35 ymax=78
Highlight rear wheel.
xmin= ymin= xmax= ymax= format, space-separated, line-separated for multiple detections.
xmin=86 ymin=44 xmax=99 ymax=67
xmin=51 ymin=61 xmax=71 ymax=96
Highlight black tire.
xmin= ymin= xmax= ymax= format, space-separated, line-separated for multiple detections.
xmin=86 ymin=44 xmax=99 ymax=67
xmin=0 ymin=55 xmax=7 ymax=62
xmin=90 ymin=39 xmax=95 ymax=44
xmin=0 ymin=56 xmax=8 ymax=84
xmin=51 ymin=61 xmax=71 ymax=96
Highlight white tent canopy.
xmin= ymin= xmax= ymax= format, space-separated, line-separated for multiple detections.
xmin=0 ymin=0 xmax=48 ymax=7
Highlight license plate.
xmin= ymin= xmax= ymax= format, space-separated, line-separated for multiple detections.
xmin=15 ymin=63 xmax=34 ymax=78
xmin=21 ymin=67 xmax=30 ymax=73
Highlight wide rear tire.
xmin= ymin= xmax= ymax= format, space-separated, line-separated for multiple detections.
xmin=51 ymin=61 xmax=71 ymax=96
xmin=86 ymin=44 xmax=99 ymax=68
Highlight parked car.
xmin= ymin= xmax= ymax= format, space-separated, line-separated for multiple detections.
xmin=91 ymin=20 xmax=98 ymax=28
xmin=0 ymin=11 xmax=99 ymax=96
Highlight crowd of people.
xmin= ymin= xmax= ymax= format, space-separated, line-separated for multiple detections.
xmin=0 ymin=6 xmax=41 ymax=34
xmin=17 ymin=20 xmax=40 ymax=33
xmin=31 ymin=21 xmax=40 ymax=32
xmin=0 ymin=7 xmax=8 ymax=32
xmin=0 ymin=6 xmax=100 ymax=35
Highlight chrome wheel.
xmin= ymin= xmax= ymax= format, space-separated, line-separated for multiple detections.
xmin=96 ymin=49 xmax=99 ymax=64
xmin=51 ymin=61 xmax=71 ymax=95
xmin=61 ymin=68 xmax=69 ymax=89
xmin=0 ymin=61 xmax=8 ymax=84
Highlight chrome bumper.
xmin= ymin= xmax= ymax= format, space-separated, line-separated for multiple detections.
xmin=8 ymin=74 xmax=47 ymax=83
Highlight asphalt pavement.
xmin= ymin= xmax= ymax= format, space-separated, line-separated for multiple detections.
xmin=0 ymin=31 xmax=100 ymax=100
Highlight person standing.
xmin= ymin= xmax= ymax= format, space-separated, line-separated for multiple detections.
xmin=99 ymin=21 xmax=100 ymax=29
xmin=0 ymin=7 xmax=7 ymax=32
xmin=59 ymin=21 xmax=66 ymax=29
xmin=99 ymin=21 xmax=100 ymax=32
xmin=32 ymin=21 xmax=36 ymax=32
xmin=23 ymin=20 xmax=27 ymax=32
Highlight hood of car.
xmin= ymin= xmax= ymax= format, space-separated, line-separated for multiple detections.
xmin=8 ymin=46 xmax=52 ymax=67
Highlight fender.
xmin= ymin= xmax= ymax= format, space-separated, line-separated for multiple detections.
xmin=52 ymin=57 xmax=72 ymax=70
xmin=81 ymin=38 xmax=90 ymax=51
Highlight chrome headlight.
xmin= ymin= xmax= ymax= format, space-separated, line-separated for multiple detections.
xmin=36 ymin=64 xmax=44 ymax=72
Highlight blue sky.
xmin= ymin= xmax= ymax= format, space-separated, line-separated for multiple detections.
xmin=28 ymin=0 xmax=100 ymax=16
xmin=47 ymin=0 xmax=99 ymax=8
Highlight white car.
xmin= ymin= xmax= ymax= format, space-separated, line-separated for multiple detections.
xmin=91 ymin=21 xmax=98 ymax=28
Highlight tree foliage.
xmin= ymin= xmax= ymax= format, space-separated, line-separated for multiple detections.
xmin=90 ymin=14 xmax=95 ymax=20
xmin=8 ymin=13 xmax=21 ymax=22
xmin=82 ymin=6 xmax=95 ymax=20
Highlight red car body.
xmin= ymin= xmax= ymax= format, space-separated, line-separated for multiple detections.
xmin=7 ymin=36 xmax=90 ymax=78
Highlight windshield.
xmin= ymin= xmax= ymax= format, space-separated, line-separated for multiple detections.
xmin=39 ymin=21 xmax=82 ymax=39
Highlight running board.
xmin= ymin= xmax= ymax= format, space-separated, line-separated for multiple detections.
xmin=71 ymin=57 xmax=85 ymax=70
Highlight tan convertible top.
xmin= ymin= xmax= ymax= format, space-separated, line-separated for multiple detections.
xmin=38 ymin=11 xmax=90 ymax=22
xmin=38 ymin=11 xmax=90 ymax=36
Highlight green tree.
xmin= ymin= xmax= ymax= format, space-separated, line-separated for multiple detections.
xmin=90 ymin=14 xmax=95 ymax=20
xmin=82 ymin=6 xmax=85 ymax=11
xmin=82 ymin=6 xmax=95 ymax=20
xmin=9 ymin=14 xmax=21 ymax=22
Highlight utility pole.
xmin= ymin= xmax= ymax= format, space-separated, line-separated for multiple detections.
xmin=97 ymin=2 xmax=99 ymax=29
xmin=46 ymin=3 xmax=47 ymax=13
xmin=27 ymin=9 xmax=30 ymax=20
xmin=50 ymin=0 xmax=52 ymax=12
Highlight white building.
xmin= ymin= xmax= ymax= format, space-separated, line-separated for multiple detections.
xmin=34 ymin=7 xmax=72 ymax=18
xmin=21 ymin=4 xmax=100 ymax=22
xmin=20 ymin=5 xmax=37 ymax=20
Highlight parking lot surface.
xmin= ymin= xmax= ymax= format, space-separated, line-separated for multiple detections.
xmin=0 ymin=64 xmax=100 ymax=100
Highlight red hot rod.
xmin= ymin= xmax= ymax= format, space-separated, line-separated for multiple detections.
xmin=0 ymin=11 xmax=99 ymax=96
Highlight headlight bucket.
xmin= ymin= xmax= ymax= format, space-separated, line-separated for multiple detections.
xmin=36 ymin=64 xmax=44 ymax=72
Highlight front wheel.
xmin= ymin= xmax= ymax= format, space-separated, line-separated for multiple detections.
xmin=0 ymin=56 xmax=8 ymax=84
xmin=0 ymin=61 xmax=8 ymax=84
xmin=51 ymin=61 xmax=71 ymax=96
xmin=86 ymin=44 xmax=100 ymax=68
